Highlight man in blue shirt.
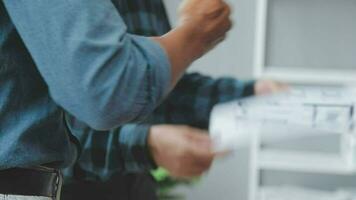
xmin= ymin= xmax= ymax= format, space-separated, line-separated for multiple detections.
xmin=60 ymin=0 xmax=286 ymax=199
xmin=0 ymin=0 xmax=232 ymax=199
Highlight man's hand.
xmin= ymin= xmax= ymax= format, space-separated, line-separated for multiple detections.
xmin=148 ymin=125 xmax=216 ymax=179
xmin=254 ymin=80 xmax=289 ymax=95
xmin=153 ymin=0 xmax=232 ymax=87
xmin=178 ymin=0 xmax=232 ymax=58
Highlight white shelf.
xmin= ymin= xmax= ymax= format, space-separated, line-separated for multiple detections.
xmin=258 ymin=150 xmax=356 ymax=175
xmin=259 ymin=67 xmax=356 ymax=85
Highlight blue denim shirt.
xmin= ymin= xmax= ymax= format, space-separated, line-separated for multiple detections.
xmin=0 ymin=1 xmax=171 ymax=170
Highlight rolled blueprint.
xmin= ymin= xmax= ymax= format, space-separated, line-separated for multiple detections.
xmin=209 ymin=86 xmax=356 ymax=151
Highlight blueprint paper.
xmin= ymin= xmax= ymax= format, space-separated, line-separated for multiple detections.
xmin=209 ymin=86 xmax=356 ymax=151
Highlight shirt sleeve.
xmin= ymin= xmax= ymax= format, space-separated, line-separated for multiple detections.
xmin=3 ymin=0 xmax=171 ymax=130
xmin=64 ymin=114 xmax=156 ymax=181
xmin=148 ymin=73 xmax=255 ymax=129
xmin=62 ymin=73 xmax=254 ymax=181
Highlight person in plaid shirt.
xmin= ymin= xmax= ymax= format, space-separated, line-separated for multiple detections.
xmin=62 ymin=0 xmax=286 ymax=199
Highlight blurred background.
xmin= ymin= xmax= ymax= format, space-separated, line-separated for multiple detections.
xmin=161 ymin=0 xmax=356 ymax=199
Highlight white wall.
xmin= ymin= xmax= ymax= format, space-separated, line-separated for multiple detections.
xmin=163 ymin=0 xmax=257 ymax=79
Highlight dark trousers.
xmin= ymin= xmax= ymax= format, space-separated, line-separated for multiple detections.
xmin=61 ymin=173 xmax=158 ymax=200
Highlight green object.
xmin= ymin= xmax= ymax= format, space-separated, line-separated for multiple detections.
xmin=151 ymin=168 xmax=202 ymax=200
xmin=151 ymin=168 xmax=170 ymax=182
xmin=151 ymin=168 xmax=201 ymax=183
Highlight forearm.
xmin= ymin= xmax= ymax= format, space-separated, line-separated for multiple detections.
xmin=64 ymin=114 xmax=155 ymax=181
xmin=152 ymin=25 xmax=203 ymax=87
xmin=148 ymin=73 xmax=255 ymax=129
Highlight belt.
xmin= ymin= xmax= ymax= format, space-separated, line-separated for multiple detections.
xmin=0 ymin=166 xmax=63 ymax=200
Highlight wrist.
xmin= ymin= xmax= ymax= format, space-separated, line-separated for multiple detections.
xmin=161 ymin=24 xmax=205 ymax=62
xmin=174 ymin=24 xmax=205 ymax=59
xmin=152 ymin=26 xmax=204 ymax=86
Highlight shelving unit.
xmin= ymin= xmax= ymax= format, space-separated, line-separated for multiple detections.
xmin=253 ymin=0 xmax=356 ymax=85
xmin=258 ymin=149 xmax=355 ymax=175
xmin=248 ymin=129 xmax=356 ymax=200
xmin=247 ymin=119 xmax=356 ymax=200
xmin=250 ymin=0 xmax=356 ymax=198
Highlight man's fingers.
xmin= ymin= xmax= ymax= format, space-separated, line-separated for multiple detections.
xmin=183 ymin=160 xmax=211 ymax=178
xmin=187 ymin=130 xmax=210 ymax=143
xmin=151 ymin=125 xmax=229 ymax=179
xmin=189 ymin=142 xmax=215 ymax=170
xmin=205 ymin=3 xmax=232 ymax=46
xmin=195 ymin=156 xmax=214 ymax=170
xmin=171 ymin=158 xmax=208 ymax=179
xmin=205 ymin=0 xmax=229 ymax=19
xmin=190 ymin=137 xmax=214 ymax=153
xmin=203 ymin=0 xmax=231 ymax=29
xmin=211 ymin=3 xmax=232 ymax=32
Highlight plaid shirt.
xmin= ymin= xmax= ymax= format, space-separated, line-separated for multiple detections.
xmin=63 ymin=0 xmax=255 ymax=181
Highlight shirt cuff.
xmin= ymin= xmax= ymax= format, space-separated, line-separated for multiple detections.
xmin=240 ymin=80 xmax=256 ymax=97
xmin=119 ymin=124 xmax=157 ymax=172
